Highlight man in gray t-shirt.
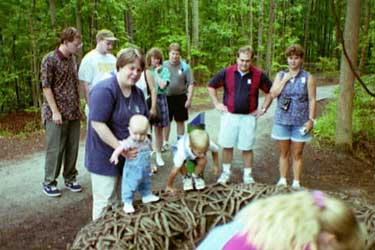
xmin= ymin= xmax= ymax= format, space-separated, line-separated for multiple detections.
xmin=163 ymin=43 xmax=194 ymax=150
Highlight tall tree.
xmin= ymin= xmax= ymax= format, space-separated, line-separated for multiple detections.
xmin=335 ymin=0 xmax=361 ymax=152
xmin=124 ymin=1 xmax=133 ymax=43
xmin=192 ymin=0 xmax=199 ymax=66
xmin=256 ymin=0 xmax=264 ymax=67
xmin=265 ymin=0 xmax=276 ymax=75
xmin=303 ymin=0 xmax=311 ymax=59
xmin=29 ymin=0 xmax=41 ymax=108
xmin=358 ymin=0 xmax=371 ymax=73
xmin=48 ymin=0 xmax=57 ymax=28
xmin=248 ymin=0 xmax=253 ymax=47
xmin=185 ymin=0 xmax=191 ymax=61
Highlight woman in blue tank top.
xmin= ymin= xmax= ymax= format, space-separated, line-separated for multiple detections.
xmin=270 ymin=44 xmax=317 ymax=189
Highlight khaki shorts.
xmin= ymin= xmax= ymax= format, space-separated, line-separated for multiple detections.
xmin=218 ymin=112 xmax=257 ymax=150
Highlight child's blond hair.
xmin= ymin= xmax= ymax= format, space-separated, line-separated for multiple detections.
xmin=189 ymin=129 xmax=209 ymax=153
xmin=129 ymin=114 xmax=149 ymax=132
xmin=236 ymin=191 xmax=366 ymax=250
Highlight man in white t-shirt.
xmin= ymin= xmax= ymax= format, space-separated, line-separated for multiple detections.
xmin=79 ymin=29 xmax=117 ymax=116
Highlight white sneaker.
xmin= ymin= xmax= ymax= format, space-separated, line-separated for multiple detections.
xmin=217 ymin=171 xmax=230 ymax=184
xmin=161 ymin=141 xmax=169 ymax=152
xmin=123 ymin=203 xmax=135 ymax=213
xmin=142 ymin=194 xmax=160 ymax=204
xmin=155 ymin=153 xmax=165 ymax=167
xmin=292 ymin=180 xmax=302 ymax=189
xmin=194 ymin=177 xmax=206 ymax=190
xmin=243 ymin=174 xmax=255 ymax=184
xmin=276 ymin=178 xmax=287 ymax=187
xmin=183 ymin=176 xmax=194 ymax=191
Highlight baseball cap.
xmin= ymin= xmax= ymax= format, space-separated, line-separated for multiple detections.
xmin=96 ymin=29 xmax=118 ymax=41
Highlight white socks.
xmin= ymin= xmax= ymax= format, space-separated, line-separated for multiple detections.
xmin=243 ymin=168 xmax=252 ymax=176
xmin=292 ymin=179 xmax=301 ymax=189
xmin=222 ymin=164 xmax=231 ymax=173
xmin=277 ymin=177 xmax=287 ymax=186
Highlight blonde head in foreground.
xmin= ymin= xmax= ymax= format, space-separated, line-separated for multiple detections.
xmin=235 ymin=191 xmax=366 ymax=250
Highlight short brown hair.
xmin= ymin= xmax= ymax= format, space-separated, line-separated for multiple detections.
xmin=168 ymin=43 xmax=181 ymax=53
xmin=59 ymin=27 xmax=81 ymax=44
xmin=116 ymin=48 xmax=145 ymax=71
xmin=237 ymin=45 xmax=254 ymax=59
xmin=146 ymin=47 xmax=163 ymax=67
xmin=285 ymin=44 xmax=304 ymax=58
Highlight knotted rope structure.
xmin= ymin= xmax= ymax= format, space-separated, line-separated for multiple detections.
xmin=69 ymin=183 xmax=375 ymax=250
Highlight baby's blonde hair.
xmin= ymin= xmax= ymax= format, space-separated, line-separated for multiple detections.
xmin=129 ymin=114 xmax=149 ymax=132
xmin=236 ymin=191 xmax=366 ymax=250
xmin=189 ymin=129 xmax=209 ymax=153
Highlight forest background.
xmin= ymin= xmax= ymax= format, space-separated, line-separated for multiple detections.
xmin=0 ymin=0 xmax=374 ymax=152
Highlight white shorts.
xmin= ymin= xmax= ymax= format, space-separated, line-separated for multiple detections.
xmin=218 ymin=112 xmax=257 ymax=150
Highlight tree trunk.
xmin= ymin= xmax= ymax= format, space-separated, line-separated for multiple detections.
xmin=265 ymin=0 xmax=276 ymax=75
xmin=75 ymin=0 xmax=82 ymax=32
xmin=335 ymin=0 xmax=361 ymax=153
xmin=358 ymin=0 xmax=371 ymax=73
xmin=248 ymin=0 xmax=253 ymax=46
xmin=124 ymin=1 xmax=134 ymax=43
xmin=90 ymin=0 xmax=97 ymax=48
xmin=256 ymin=0 xmax=264 ymax=67
xmin=48 ymin=0 xmax=57 ymax=28
xmin=29 ymin=0 xmax=41 ymax=108
xmin=185 ymin=0 xmax=191 ymax=62
xmin=303 ymin=0 xmax=311 ymax=60
xmin=75 ymin=0 xmax=82 ymax=61
xmin=192 ymin=0 xmax=200 ymax=81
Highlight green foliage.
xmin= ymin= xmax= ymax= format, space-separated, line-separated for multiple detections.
xmin=314 ymin=75 xmax=375 ymax=144
xmin=315 ymin=57 xmax=339 ymax=73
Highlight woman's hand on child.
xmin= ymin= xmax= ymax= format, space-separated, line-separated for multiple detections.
xmin=122 ymin=147 xmax=138 ymax=159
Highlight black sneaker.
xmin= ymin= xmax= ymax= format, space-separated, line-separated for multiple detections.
xmin=65 ymin=181 xmax=82 ymax=192
xmin=43 ymin=184 xmax=61 ymax=197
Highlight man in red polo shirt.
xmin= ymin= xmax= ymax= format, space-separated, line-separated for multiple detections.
xmin=208 ymin=45 xmax=273 ymax=184
xmin=41 ymin=27 xmax=83 ymax=197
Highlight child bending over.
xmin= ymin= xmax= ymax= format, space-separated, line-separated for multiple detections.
xmin=166 ymin=129 xmax=219 ymax=194
xmin=110 ymin=114 xmax=159 ymax=213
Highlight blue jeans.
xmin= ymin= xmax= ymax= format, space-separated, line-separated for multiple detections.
xmin=121 ymin=149 xmax=152 ymax=203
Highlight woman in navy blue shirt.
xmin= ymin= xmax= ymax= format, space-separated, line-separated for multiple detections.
xmin=85 ymin=48 xmax=148 ymax=220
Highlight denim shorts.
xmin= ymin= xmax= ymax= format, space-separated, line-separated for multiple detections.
xmin=271 ymin=123 xmax=312 ymax=142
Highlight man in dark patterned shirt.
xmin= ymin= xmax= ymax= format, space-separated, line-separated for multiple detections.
xmin=41 ymin=27 xmax=83 ymax=197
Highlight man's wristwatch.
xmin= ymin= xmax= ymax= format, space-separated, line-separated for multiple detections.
xmin=261 ymin=107 xmax=267 ymax=113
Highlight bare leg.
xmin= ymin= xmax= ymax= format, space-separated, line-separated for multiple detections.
xmin=291 ymin=141 xmax=305 ymax=181
xmin=242 ymin=150 xmax=253 ymax=168
xmin=195 ymin=157 xmax=207 ymax=176
xmin=278 ymin=140 xmax=291 ymax=178
xmin=176 ymin=121 xmax=185 ymax=136
xmin=163 ymin=125 xmax=171 ymax=142
xmin=154 ymin=127 xmax=163 ymax=153
xmin=222 ymin=148 xmax=234 ymax=164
